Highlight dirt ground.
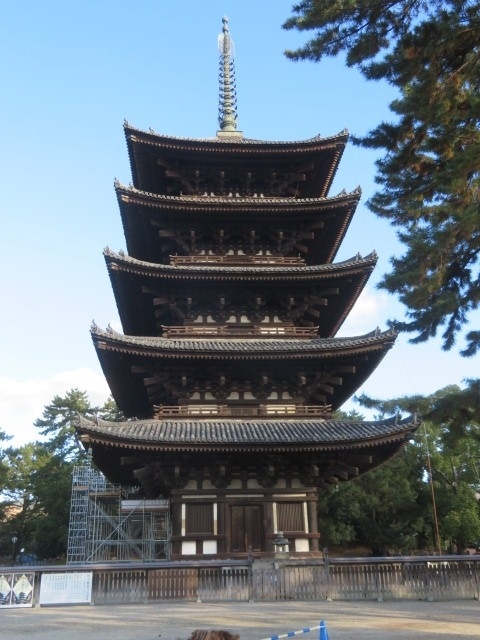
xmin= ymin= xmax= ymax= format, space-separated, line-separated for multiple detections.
xmin=1 ymin=599 xmax=479 ymax=640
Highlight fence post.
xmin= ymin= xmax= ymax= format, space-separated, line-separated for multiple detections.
xmin=374 ymin=564 xmax=383 ymax=602
xmin=248 ymin=546 xmax=255 ymax=602
xmin=423 ymin=560 xmax=434 ymax=602
xmin=323 ymin=548 xmax=331 ymax=600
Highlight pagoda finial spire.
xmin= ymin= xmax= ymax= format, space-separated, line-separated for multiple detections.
xmin=217 ymin=17 xmax=243 ymax=138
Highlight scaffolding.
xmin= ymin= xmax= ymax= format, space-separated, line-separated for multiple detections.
xmin=67 ymin=462 xmax=170 ymax=564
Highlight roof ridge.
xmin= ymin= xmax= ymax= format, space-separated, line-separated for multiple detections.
xmin=123 ymin=120 xmax=349 ymax=146
xmin=91 ymin=323 xmax=397 ymax=347
xmin=115 ymin=181 xmax=362 ymax=204
xmin=104 ymin=247 xmax=377 ymax=272
xmin=75 ymin=414 xmax=419 ymax=448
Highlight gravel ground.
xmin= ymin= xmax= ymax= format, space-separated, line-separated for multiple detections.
xmin=1 ymin=599 xmax=479 ymax=640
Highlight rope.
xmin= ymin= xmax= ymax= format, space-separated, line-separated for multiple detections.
xmin=261 ymin=620 xmax=328 ymax=640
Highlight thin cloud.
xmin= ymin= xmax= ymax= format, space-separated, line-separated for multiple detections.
xmin=338 ymin=289 xmax=390 ymax=336
xmin=0 ymin=369 xmax=110 ymax=446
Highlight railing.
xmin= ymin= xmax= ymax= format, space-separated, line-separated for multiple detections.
xmin=153 ymin=404 xmax=332 ymax=419
xmin=162 ymin=325 xmax=318 ymax=338
xmin=170 ymin=255 xmax=305 ymax=266
xmin=2 ymin=555 xmax=479 ymax=606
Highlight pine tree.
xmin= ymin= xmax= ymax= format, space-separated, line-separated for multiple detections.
xmin=357 ymin=383 xmax=480 ymax=552
xmin=0 ymin=391 xmax=123 ymax=560
xmin=318 ymin=448 xmax=426 ymax=555
xmin=34 ymin=388 xmax=98 ymax=460
xmin=284 ymin=1 xmax=480 ymax=355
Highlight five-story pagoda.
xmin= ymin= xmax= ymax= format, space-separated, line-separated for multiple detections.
xmin=77 ymin=18 xmax=418 ymax=559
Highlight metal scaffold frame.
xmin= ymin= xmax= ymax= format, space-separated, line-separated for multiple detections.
xmin=67 ymin=461 xmax=170 ymax=564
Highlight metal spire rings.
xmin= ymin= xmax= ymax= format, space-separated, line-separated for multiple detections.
xmin=217 ymin=16 xmax=239 ymax=134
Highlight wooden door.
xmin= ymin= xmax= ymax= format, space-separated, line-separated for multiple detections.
xmin=231 ymin=505 xmax=262 ymax=552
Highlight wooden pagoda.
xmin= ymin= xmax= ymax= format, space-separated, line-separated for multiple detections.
xmin=77 ymin=18 xmax=418 ymax=559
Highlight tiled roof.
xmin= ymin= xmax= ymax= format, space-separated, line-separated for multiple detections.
xmin=76 ymin=414 xmax=419 ymax=450
xmin=104 ymin=247 xmax=377 ymax=277
xmin=91 ymin=324 xmax=396 ymax=355
xmin=124 ymin=122 xmax=349 ymax=148
xmin=115 ymin=181 xmax=361 ymax=208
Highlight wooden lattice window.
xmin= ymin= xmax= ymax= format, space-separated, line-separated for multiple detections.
xmin=185 ymin=503 xmax=214 ymax=534
xmin=277 ymin=502 xmax=304 ymax=532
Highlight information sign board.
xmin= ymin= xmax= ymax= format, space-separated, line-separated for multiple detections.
xmin=39 ymin=572 xmax=93 ymax=605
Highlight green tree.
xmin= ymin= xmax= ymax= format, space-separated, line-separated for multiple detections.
xmin=34 ymin=388 xmax=124 ymax=460
xmin=323 ymin=408 xmax=427 ymax=554
xmin=319 ymin=447 xmax=426 ymax=555
xmin=30 ymin=452 xmax=74 ymax=559
xmin=34 ymin=388 xmax=99 ymax=460
xmin=99 ymin=395 xmax=127 ymax=422
xmin=0 ymin=430 xmax=14 ymax=559
xmin=357 ymin=385 xmax=480 ymax=552
xmin=0 ymin=442 xmax=53 ymax=558
xmin=31 ymin=390 xmax=123 ymax=557
xmin=284 ymin=1 xmax=480 ymax=355
xmin=0 ymin=441 xmax=75 ymax=560
xmin=0 ymin=391 xmax=123 ymax=560
xmin=357 ymin=380 xmax=480 ymax=445
xmin=0 ymin=429 xmax=12 ymax=503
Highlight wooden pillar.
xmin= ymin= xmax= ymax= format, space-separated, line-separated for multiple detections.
xmin=307 ymin=492 xmax=320 ymax=552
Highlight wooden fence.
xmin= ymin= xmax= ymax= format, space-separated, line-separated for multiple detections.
xmin=252 ymin=557 xmax=480 ymax=602
xmin=3 ymin=555 xmax=480 ymax=605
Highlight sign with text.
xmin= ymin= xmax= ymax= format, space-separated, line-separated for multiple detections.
xmin=39 ymin=572 xmax=93 ymax=605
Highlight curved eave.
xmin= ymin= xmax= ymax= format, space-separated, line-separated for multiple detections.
xmin=116 ymin=182 xmax=361 ymax=211
xmin=105 ymin=249 xmax=375 ymax=337
xmin=124 ymin=123 xmax=349 ymax=154
xmin=92 ymin=326 xmax=396 ymax=358
xmin=116 ymin=184 xmax=360 ymax=265
xmin=76 ymin=414 xmax=418 ymax=453
xmin=105 ymin=248 xmax=376 ymax=279
xmin=124 ymin=124 xmax=348 ymax=199
xmin=91 ymin=326 xmax=396 ymax=417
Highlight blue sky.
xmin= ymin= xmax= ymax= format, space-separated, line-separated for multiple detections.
xmin=1 ymin=1 xmax=477 ymax=444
